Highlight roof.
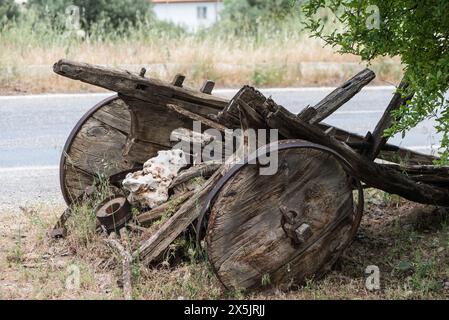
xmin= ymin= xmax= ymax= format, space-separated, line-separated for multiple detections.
xmin=152 ymin=0 xmax=222 ymax=3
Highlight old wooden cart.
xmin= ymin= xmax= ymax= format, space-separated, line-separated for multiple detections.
xmin=54 ymin=60 xmax=449 ymax=291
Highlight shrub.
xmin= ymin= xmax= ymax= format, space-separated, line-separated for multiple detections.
xmin=219 ymin=0 xmax=299 ymax=34
xmin=27 ymin=0 xmax=153 ymax=32
xmin=0 ymin=0 xmax=20 ymax=26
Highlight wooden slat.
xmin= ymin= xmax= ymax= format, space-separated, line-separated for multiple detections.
xmin=67 ymin=117 xmax=130 ymax=175
xmin=365 ymin=80 xmax=413 ymax=159
xmin=309 ymin=68 xmax=375 ymax=124
xmin=91 ymin=99 xmax=131 ymax=133
xmin=63 ymin=165 xmax=96 ymax=201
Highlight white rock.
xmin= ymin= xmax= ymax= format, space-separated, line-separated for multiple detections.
xmin=122 ymin=149 xmax=188 ymax=208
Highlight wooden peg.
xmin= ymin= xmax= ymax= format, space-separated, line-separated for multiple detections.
xmin=171 ymin=74 xmax=185 ymax=87
xmin=200 ymin=80 xmax=215 ymax=94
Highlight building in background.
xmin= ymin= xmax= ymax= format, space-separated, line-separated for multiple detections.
xmin=152 ymin=0 xmax=223 ymax=31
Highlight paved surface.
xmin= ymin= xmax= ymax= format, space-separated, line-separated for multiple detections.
xmin=0 ymin=88 xmax=441 ymax=211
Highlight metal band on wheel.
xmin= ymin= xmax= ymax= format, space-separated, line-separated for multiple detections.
xmin=195 ymin=139 xmax=364 ymax=248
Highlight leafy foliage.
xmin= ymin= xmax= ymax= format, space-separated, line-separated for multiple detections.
xmin=299 ymin=0 xmax=449 ymax=161
xmin=220 ymin=0 xmax=298 ymax=33
xmin=0 ymin=0 xmax=20 ymax=26
xmin=27 ymin=0 xmax=153 ymax=31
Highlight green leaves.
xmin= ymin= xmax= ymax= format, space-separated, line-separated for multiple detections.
xmin=221 ymin=0 xmax=300 ymax=34
xmin=0 ymin=0 xmax=19 ymax=27
xmin=301 ymin=0 xmax=449 ymax=162
xmin=27 ymin=0 xmax=153 ymax=32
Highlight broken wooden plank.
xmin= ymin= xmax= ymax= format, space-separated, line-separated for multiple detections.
xmin=364 ymin=80 xmax=414 ymax=159
xmin=216 ymin=85 xmax=267 ymax=128
xmin=166 ymin=103 xmax=227 ymax=133
xmin=170 ymin=162 xmax=222 ymax=189
xmin=309 ymin=68 xmax=376 ymax=124
xmin=136 ymin=190 xmax=194 ymax=227
xmin=236 ymin=98 xmax=267 ymax=130
xmin=104 ymin=238 xmax=133 ymax=300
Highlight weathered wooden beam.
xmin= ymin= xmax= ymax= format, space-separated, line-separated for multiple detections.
xmin=267 ymin=117 xmax=449 ymax=205
xmin=314 ymin=123 xmax=437 ymax=165
xmin=297 ymin=106 xmax=318 ymax=122
xmin=166 ymin=103 xmax=227 ymax=133
xmin=243 ymin=90 xmax=449 ymax=206
xmin=136 ymin=190 xmax=194 ymax=227
xmin=381 ymin=163 xmax=449 ymax=186
xmin=236 ymin=98 xmax=267 ymax=130
xmin=364 ymin=80 xmax=414 ymax=159
xmin=308 ymin=68 xmax=376 ymax=124
xmin=228 ymin=86 xmax=438 ymax=165
xmin=53 ymin=60 xmax=228 ymax=110
xmin=170 ymin=162 xmax=222 ymax=189
xmin=216 ymin=85 xmax=267 ymax=128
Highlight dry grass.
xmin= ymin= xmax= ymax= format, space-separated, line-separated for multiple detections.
xmin=1 ymin=191 xmax=449 ymax=300
xmin=0 ymin=36 xmax=403 ymax=94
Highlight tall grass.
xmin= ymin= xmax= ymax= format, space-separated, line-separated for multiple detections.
xmin=0 ymin=9 xmax=402 ymax=93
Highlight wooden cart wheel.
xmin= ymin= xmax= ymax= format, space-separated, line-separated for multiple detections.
xmin=60 ymin=95 xmax=135 ymax=204
xmin=60 ymin=95 xmax=170 ymax=204
xmin=60 ymin=93 xmax=223 ymax=205
xmin=204 ymin=140 xmax=363 ymax=291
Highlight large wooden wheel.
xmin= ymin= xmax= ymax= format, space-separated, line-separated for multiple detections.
xmin=60 ymin=90 xmax=225 ymax=205
xmin=204 ymin=140 xmax=363 ymax=291
xmin=60 ymin=96 xmax=134 ymax=204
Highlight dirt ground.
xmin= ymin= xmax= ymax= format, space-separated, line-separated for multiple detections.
xmin=1 ymin=190 xmax=448 ymax=300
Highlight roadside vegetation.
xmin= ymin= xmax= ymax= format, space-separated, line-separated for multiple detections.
xmin=0 ymin=0 xmax=401 ymax=94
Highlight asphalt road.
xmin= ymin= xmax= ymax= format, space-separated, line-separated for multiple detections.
xmin=0 ymin=88 xmax=442 ymax=211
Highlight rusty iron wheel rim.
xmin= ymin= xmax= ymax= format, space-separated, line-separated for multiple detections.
xmin=196 ymin=139 xmax=364 ymax=247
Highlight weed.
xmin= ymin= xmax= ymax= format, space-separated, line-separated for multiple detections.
xmin=409 ymin=251 xmax=443 ymax=295
xmin=261 ymin=273 xmax=271 ymax=287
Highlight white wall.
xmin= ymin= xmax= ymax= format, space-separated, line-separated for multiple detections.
xmin=153 ymin=1 xmax=224 ymax=31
